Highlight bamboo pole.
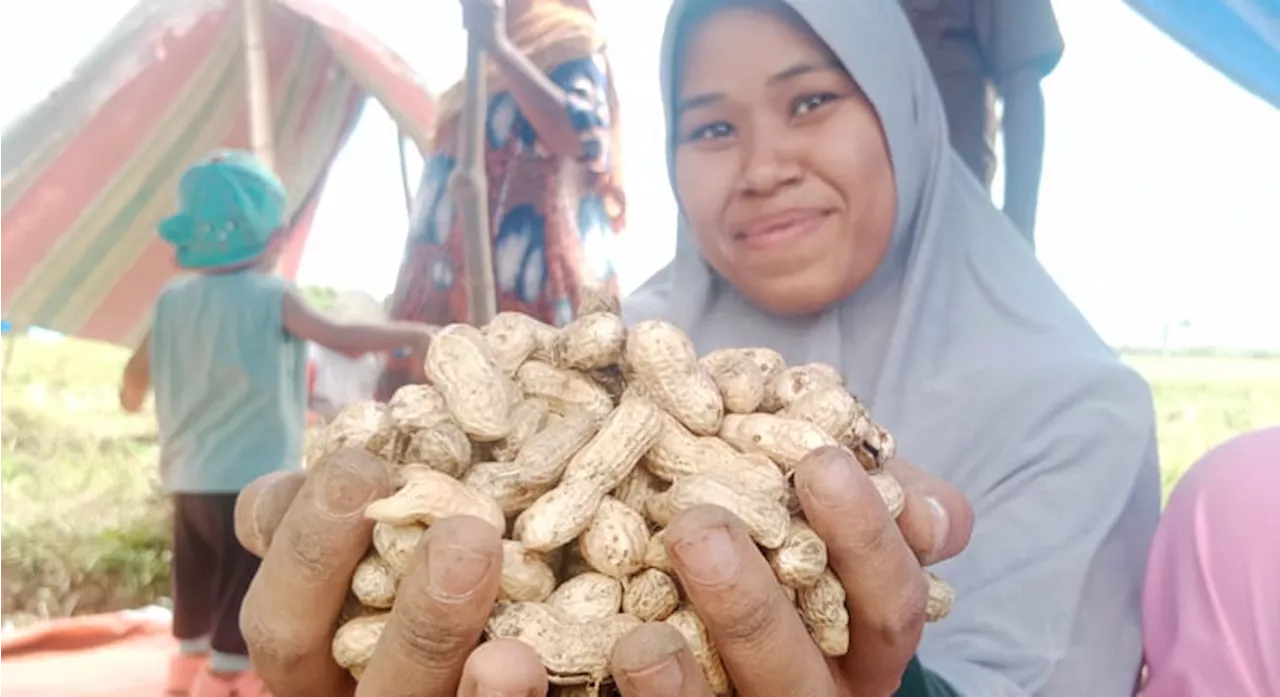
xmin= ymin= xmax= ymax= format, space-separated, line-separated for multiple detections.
xmin=241 ymin=0 xmax=276 ymax=171
xmin=396 ymin=127 xmax=414 ymax=215
xmin=451 ymin=33 xmax=498 ymax=326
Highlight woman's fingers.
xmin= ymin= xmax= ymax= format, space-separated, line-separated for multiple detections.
xmin=662 ymin=505 xmax=838 ymax=697
xmin=240 ymin=447 xmax=391 ymax=697
xmin=456 ymin=638 xmax=548 ymax=697
xmin=356 ymin=515 xmax=503 ymax=697
xmin=795 ymin=447 xmax=928 ymax=694
xmin=612 ymin=622 xmax=718 ymax=697
xmin=234 ymin=470 xmax=306 ymax=557
xmin=885 ymin=458 xmax=973 ymax=565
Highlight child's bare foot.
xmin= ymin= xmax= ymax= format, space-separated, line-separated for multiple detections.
xmin=165 ymin=652 xmax=209 ymax=695
xmin=190 ymin=669 xmax=271 ymax=697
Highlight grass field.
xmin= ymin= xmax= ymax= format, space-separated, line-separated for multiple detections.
xmin=2 ymin=335 xmax=1278 ymax=625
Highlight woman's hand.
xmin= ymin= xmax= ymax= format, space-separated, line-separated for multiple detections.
xmin=608 ymin=447 xmax=974 ymax=697
xmin=233 ymin=448 xmax=549 ymax=697
xmin=459 ymin=0 xmax=506 ymax=50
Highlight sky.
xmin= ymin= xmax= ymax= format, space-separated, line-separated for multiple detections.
xmin=3 ymin=0 xmax=1278 ymax=351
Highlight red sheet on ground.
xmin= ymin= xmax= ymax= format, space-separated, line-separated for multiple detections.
xmin=1 ymin=612 xmax=175 ymax=695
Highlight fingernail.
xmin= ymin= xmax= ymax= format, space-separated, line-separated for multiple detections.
xmin=621 ymin=654 xmax=685 ymax=695
xmin=428 ymin=543 xmax=493 ymax=601
xmin=316 ymin=462 xmax=377 ymax=518
xmin=804 ymin=449 xmax=857 ymax=507
xmin=671 ymin=525 xmax=739 ymax=585
xmin=926 ymin=497 xmax=950 ymax=561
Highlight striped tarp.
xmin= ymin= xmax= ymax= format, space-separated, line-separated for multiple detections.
xmin=1 ymin=0 xmax=437 ymax=347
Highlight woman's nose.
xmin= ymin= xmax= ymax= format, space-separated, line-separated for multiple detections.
xmin=738 ymin=134 xmax=803 ymax=196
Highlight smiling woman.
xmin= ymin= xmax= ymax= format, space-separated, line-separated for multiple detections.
xmin=672 ymin=4 xmax=895 ymax=315
xmin=229 ymin=1 xmax=1162 ymax=695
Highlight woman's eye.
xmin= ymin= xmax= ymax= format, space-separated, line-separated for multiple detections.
xmin=793 ymin=93 xmax=839 ymax=117
xmin=686 ymin=122 xmax=734 ymax=142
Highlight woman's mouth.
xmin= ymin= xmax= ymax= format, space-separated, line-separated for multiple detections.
xmin=734 ymin=208 xmax=829 ymax=249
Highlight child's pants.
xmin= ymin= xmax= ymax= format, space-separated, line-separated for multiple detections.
xmin=171 ymin=493 xmax=261 ymax=668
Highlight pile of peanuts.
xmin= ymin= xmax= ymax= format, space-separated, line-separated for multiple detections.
xmin=316 ymin=291 xmax=955 ymax=696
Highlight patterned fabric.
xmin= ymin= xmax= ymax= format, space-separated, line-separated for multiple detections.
xmin=379 ymin=54 xmax=620 ymax=398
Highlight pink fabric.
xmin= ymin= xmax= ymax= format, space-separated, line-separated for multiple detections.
xmin=1141 ymin=426 xmax=1280 ymax=697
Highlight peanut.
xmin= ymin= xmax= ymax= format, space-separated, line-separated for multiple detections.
xmin=611 ymin=466 xmax=669 ymax=516
xmin=482 ymin=311 xmax=544 ymax=375
xmin=855 ymin=421 xmax=897 ymax=471
xmin=401 ymin=421 xmax=471 ymax=477
xmin=797 ymin=569 xmax=850 ymax=656
xmin=719 ymin=413 xmax=839 ymax=471
xmin=700 ymin=351 xmax=765 ymax=413
xmin=317 ymin=401 xmax=386 ymax=460
xmin=646 ymin=471 xmax=790 ymax=549
xmin=501 ymin=540 xmax=558 ymax=603
xmin=351 ymin=553 xmax=399 ymax=609
xmin=643 ymin=530 xmax=673 ymax=573
xmin=466 ymin=410 xmax=605 ymax=516
xmin=770 ymin=363 xmax=843 ymax=408
xmin=642 ymin=411 xmax=740 ymax=482
xmin=926 ymin=571 xmax=955 ymax=622
xmin=625 ymin=320 xmax=724 ymax=435
xmin=622 ymin=568 xmax=680 ymax=622
xmin=332 ymin=613 xmax=388 ymax=678
xmin=371 ymin=522 xmax=425 ymax=575
xmin=364 ymin=465 xmax=505 ymax=533
xmin=487 ymin=602 xmax=642 ymax=683
xmin=783 ymin=383 xmax=862 ymax=441
xmin=579 ymin=496 xmax=650 ymax=579
xmin=386 ymin=384 xmax=451 ymax=431
xmin=547 ymin=572 xmax=623 ymax=622
xmin=425 ymin=324 xmax=515 ymax=441
xmin=870 ymin=469 xmax=906 ymax=518
xmin=767 ymin=519 xmax=828 ymax=589
xmin=666 ymin=609 xmax=731 ymax=695
xmin=516 ymin=360 xmax=614 ymax=419
xmin=516 ymin=398 xmax=663 ymax=552
xmin=492 ymin=398 xmax=551 ymax=462
xmin=553 ymin=312 xmax=627 ymax=371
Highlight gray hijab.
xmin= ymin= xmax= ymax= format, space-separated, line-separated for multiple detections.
xmin=623 ymin=0 xmax=1163 ymax=694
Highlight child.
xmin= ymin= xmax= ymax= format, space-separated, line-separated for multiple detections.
xmin=119 ymin=151 xmax=433 ymax=697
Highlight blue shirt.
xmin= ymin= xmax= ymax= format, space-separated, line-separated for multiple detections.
xmin=150 ymin=271 xmax=307 ymax=493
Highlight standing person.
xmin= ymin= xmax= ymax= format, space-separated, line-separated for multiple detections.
xmin=901 ymin=0 xmax=1063 ymax=246
xmin=378 ymin=0 xmax=626 ymax=399
xmin=118 ymin=151 xmax=434 ymax=697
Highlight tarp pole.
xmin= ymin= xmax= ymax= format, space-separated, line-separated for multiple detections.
xmin=241 ymin=0 xmax=276 ymax=171
xmin=451 ymin=34 xmax=497 ymax=326
xmin=397 ymin=127 xmax=414 ymax=216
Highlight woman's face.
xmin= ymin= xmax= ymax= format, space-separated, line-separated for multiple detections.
xmin=673 ymin=4 xmax=897 ymax=315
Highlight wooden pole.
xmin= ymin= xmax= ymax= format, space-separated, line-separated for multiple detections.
xmin=396 ymin=127 xmax=414 ymax=216
xmin=241 ymin=0 xmax=276 ymax=171
xmin=450 ymin=34 xmax=497 ymax=326
xmin=241 ymin=0 xmax=286 ymax=276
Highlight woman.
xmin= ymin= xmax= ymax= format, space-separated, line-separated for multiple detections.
xmin=1140 ymin=426 xmax=1280 ymax=697
xmin=378 ymin=0 xmax=626 ymax=399
xmin=232 ymin=1 xmax=1161 ymax=695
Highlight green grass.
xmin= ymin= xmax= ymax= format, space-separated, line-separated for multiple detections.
xmin=2 ymin=336 xmax=1277 ymax=624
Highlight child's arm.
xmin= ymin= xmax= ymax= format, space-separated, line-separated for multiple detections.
xmin=281 ymin=287 xmax=434 ymax=359
xmin=119 ymin=331 xmax=152 ymax=413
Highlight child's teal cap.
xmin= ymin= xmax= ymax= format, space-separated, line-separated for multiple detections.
xmin=159 ymin=150 xmax=287 ymax=270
